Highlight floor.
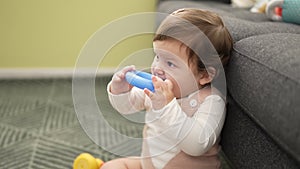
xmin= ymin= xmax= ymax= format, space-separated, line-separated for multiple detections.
xmin=0 ymin=77 xmax=231 ymax=169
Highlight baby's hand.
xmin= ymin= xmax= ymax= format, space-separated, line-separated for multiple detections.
xmin=110 ymin=65 xmax=135 ymax=94
xmin=144 ymin=76 xmax=175 ymax=110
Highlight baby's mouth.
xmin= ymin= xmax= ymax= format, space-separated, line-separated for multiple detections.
xmin=154 ymin=75 xmax=166 ymax=81
xmin=152 ymin=71 xmax=167 ymax=81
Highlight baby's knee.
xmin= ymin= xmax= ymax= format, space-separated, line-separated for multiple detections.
xmin=100 ymin=159 xmax=126 ymax=169
xmin=101 ymin=158 xmax=141 ymax=169
xmin=100 ymin=161 xmax=115 ymax=169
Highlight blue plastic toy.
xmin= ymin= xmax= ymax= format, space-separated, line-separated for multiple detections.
xmin=125 ymin=71 xmax=155 ymax=92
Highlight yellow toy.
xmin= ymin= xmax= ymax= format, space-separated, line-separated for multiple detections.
xmin=73 ymin=153 xmax=104 ymax=169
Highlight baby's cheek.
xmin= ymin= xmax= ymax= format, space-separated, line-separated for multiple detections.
xmin=170 ymin=72 xmax=198 ymax=98
xmin=168 ymin=78 xmax=181 ymax=98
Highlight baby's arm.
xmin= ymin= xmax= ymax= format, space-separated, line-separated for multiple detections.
xmin=108 ymin=66 xmax=146 ymax=114
xmin=146 ymin=95 xmax=225 ymax=156
xmin=177 ymin=96 xmax=225 ymax=155
xmin=146 ymin=80 xmax=225 ymax=156
xmin=144 ymin=76 xmax=225 ymax=156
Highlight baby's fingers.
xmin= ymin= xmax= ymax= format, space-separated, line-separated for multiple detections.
xmin=144 ymin=88 xmax=154 ymax=98
xmin=164 ymin=79 xmax=173 ymax=91
xmin=113 ymin=65 xmax=135 ymax=82
xmin=121 ymin=65 xmax=135 ymax=74
xmin=152 ymin=76 xmax=164 ymax=90
xmin=112 ymin=71 xmax=124 ymax=82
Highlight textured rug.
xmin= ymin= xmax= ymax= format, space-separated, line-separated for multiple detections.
xmin=0 ymin=77 xmax=231 ymax=169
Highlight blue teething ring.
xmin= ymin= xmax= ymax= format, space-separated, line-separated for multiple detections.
xmin=125 ymin=71 xmax=154 ymax=92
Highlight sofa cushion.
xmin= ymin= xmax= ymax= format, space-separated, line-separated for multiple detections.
xmin=157 ymin=1 xmax=300 ymax=42
xmin=157 ymin=1 xmax=269 ymax=21
xmin=223 ymin=17 xmax=300 ymax=41
xmin=226 ymin=33 xmax=300 ymax=162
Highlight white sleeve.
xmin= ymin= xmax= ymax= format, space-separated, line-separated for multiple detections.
xmin=146 ymin=95 xmax=225 ymax=156
xmin=107 ymin=81 xmax=146 ymax=114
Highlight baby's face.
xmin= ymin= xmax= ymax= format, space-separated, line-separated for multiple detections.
xmin=152 ymin=39 xmax=201 ymax=98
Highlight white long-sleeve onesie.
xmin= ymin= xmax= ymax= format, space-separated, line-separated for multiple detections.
xmin=107 ymin=83 xmax=226 ymax=169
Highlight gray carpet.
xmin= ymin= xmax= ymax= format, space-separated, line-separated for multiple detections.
xmin=0 ymin=77 xmax=231 ymax=169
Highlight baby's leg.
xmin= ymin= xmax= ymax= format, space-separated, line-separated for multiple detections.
xmin=101 ymin=157 xmax=142 ymax=169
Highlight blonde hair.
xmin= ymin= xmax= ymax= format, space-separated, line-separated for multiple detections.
xmin=154 ymin=9 xmax=233 ymax=73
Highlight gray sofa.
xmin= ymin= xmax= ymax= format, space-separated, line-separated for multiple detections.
xmin=156 ymin=0 xmax=300 ymax=168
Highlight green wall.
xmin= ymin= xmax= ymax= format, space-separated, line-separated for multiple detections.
xmin=0 ymin=0 xmax=157 ymax=68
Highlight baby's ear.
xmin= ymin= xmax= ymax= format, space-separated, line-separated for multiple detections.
xmin=198 ymin=67 xmax=216 ymax=86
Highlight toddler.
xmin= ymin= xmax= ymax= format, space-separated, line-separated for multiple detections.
xmin=105 ymin=8 xmax=233 ymax=169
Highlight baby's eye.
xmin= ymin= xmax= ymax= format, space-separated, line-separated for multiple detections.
xmin=167 ymin=61 xmax=176 ymax=67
